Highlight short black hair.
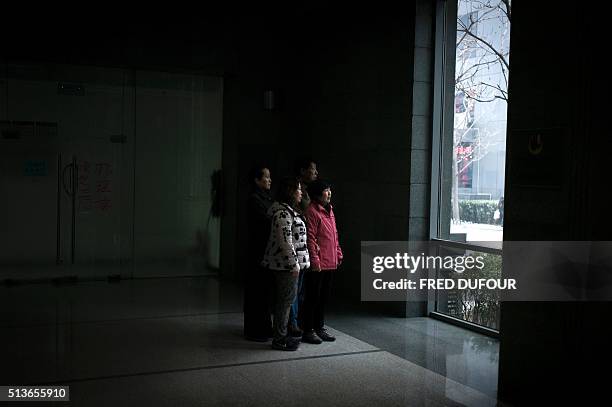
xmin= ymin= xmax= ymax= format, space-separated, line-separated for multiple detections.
xmin=293 ymin=158 xmax=315 ymax=176
xmin=308 ymin=179 xmax=331 ymax=200
xmin=248 ymin=163 xmax=269 ymax=183
xmin=276 ymin=176 xmax=301 ymax=204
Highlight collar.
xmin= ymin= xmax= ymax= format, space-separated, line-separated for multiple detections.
xmin=313 ymin=201 xmax=333 ymax=213
xmin=280 ymin=202 xmax=299 ymax=216
xmin=254 ymin=189 xmax=273 ymax=201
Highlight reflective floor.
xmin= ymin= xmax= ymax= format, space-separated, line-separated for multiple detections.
xmin=1 ymin=276 xmax=502 ymax=406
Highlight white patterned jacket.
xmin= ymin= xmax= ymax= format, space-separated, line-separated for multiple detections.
xmin=261 ymin=202 xmax=310 ymax=272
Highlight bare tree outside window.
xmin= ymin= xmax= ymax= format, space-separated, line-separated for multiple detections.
xmin=450 ymin=0 xmax=511 ymax=242
xmin=456 ymin=0 xmax=511 ymax=104
xmin=437 ymin=0 xmax=511 ymax=330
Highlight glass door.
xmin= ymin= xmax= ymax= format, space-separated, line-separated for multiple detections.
xmin=56 ymin=73 xmax=128 ymax=281
xmin=1 ymin=65 xmax=129 ymax=282
xmin=1 ymin=64 xmax=224 ymax=282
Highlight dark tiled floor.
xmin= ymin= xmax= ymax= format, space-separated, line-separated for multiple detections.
xmin=327 ymin=307 xmax=499 ymax=399
xmin=0 ymin=276 xmax=501 ymax=406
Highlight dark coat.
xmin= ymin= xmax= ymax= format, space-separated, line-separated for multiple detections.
xmin=246 ymin=188 xmax=274 ymax=265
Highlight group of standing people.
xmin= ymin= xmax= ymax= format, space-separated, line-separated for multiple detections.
xmin=244 ymin=160 xmax=343 ymax=351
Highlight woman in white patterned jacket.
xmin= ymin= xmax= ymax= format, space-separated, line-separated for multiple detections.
xmin=261 ymin=176 xmax=310 ymax=351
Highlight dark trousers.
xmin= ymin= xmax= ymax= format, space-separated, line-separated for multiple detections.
xmin=301 ymin=270 xmax=333 ymax=332
xmin=243 ymin=265 xmax=273 ymax=339
xmin=272 ymin=271 xmax=298 ymax=341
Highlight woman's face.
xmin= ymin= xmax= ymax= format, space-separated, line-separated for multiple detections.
xmin=292 ymin=183 xmax=303 ymax=205
xmin=255 ymin=168 xmax=271 ymax=191
xmin=319 ymin=188 xmax=331 ymax=205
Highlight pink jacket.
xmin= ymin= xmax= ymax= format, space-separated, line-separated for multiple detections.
xmin=305 ymin=202 xmax=343 ymax=271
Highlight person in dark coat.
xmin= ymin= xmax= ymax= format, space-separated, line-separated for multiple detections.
xmin=243 ymin=165 xmax=274 ymax=341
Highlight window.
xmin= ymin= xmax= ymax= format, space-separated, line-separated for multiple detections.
xmin=430 ymin=0 xmax=511 ymax=331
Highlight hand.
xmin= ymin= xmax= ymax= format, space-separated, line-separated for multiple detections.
xmin=291 ymin=264 xmax=300 ymax=275
xmin=312 ymin=265 xmax=321 ymax=272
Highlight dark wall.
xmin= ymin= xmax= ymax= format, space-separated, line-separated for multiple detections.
xmin=499 ymin=2 xmax=610 ymax=404
xmin=293 ymin=13 xmax=417 ymax=306
xmin=219 ymin=17 xmax=294 ymax=282
xmin=1 ymin=16 xmax=230 ymax=75
xmin=220 ymin=8 xmax=420 ymax=316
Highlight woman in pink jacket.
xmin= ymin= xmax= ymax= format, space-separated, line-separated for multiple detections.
xmin=301 ymin=179 xmax=343 ymax=344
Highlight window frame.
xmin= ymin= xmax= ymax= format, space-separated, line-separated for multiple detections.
xmin=429 ymin=0 xmax=506 ymax=336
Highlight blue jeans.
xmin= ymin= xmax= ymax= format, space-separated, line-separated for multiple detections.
xmin=288 ymin=268 xmax=306 ymax=327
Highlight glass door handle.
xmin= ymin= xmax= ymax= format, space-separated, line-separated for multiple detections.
xmin=62 ymin=162 xmax=74 ymax=196
xmin=61 ymin=157 xmax=78 ymax=264
xmin=56 ymin=154 xmax=62 ymax=265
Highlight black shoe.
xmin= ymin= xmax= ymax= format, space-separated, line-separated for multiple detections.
xmin=288 ymin=324 xmax=303 ymax=337
xmin=287 ymin=336 xmax=301 ymax=346
xmin=316 ymin=328 xmax=336 ymax=342
xmin=302 ymin=330 xmax=322 ymax=344
xmin=272 ymin=337 xmax=300 ymax=351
